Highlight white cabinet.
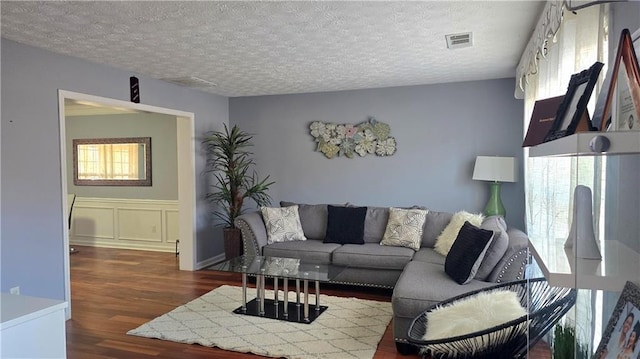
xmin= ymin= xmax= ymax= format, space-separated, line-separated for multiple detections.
xmin=1 ymin=294 xmax=68 ymax=358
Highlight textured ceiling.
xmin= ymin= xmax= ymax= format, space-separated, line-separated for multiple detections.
xmin=1 ymin=1 xmax=544 ymax=97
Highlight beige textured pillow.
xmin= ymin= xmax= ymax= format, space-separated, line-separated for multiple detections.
xmin=434 ymin=211 xmax=484 ymax=256
xmin=380 ymin=207 xmax=428 ymax=250
xmin=260 ymin=205 xmax=307 ymax=244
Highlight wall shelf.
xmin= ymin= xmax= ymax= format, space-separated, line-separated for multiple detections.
xmin=529 ymin=131 xmax=640 ymax=157
xmin=529 ymin=238 xmax=640 ymax=291
xmin=528 ymin=131 xmax=640 ymax=293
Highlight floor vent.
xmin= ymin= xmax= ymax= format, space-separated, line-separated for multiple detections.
xmin=445 ymin=32 xmax=473 ymax=49
xmin=161 ymin=76 xmax=218 ymax=88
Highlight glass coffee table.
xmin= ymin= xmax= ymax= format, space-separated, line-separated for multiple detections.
xmin=208 ymin=256 xmax=347 ymax=324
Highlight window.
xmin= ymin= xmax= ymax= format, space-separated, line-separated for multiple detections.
xmin=521 ymin=5 xmax=608 ymax=351
xmin=77 ymin=143 xmax=142 ymax=180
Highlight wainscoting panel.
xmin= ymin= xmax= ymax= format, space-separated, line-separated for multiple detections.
xmin=118 ymin=208 xmax=163 ymax=242
xmin=70 ymin=197 xmax=179 ymax=252
xmin=73 ymin=206 xmax=115 ymax=239
xmin=165 ymin=210 xmax=179 ymax=244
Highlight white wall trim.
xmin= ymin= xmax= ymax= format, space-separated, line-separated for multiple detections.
xmin=196 ymin=253 xmax=225 ymax=270
xmin=70 ymin=197 xmax=179 ymax=252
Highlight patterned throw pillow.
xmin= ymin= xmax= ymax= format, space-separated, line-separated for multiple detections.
xmin=260 ymin=205 xmax=307 ymax=244
xmin=380 ymin=207 xmax=428 ymax=250
xmin=434 ymin=211 xmax=484 ymax=256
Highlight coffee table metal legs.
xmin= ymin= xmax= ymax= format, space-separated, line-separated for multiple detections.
xmin=283 ymin=279 xmax=289 ymax=318
xmin=258 ymin=270 xmax=265 ymax=316
xmin=315 ymin=280 xmax=321 ymax=311
xmin=303 ymin=279 xmax=309 ymax=322
xmin=273 ymin=277 xmax=279 ymax=311
xmin=241 ymin=271 xmax=247 ymax=312
xmin=233 ymin=274 xmax=327 ymax=324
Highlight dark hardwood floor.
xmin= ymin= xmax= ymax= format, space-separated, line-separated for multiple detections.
xmin=66 ymin=246 xmax=550 ymax=358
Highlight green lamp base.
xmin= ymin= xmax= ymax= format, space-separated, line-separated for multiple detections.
xmin=484 ymin=181 xmax=506 ymax=217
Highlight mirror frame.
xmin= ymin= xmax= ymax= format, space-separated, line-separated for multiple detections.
xmin=73 ymin=137 xmax=152 ymax=186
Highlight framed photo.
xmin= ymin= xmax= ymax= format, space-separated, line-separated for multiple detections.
xmin=596 ymin=29 xmax=640 ymax=131
xmin=522 ymin=96 xmax=564 ymax=147
xmin=543 ymin=62 xmax=603 ymax=142
xmin=594 ymin=281 xmax=640 ymax=359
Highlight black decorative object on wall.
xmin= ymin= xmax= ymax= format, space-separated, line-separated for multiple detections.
xmin=130 ymin=76 xmax=140 ymax=103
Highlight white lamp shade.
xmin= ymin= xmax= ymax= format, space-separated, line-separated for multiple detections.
xmin=472 ymin=156 xmax=517 ymax=182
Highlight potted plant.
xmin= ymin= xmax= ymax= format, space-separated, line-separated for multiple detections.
xmin=552 ymin=323 xmax=589 ymax=359
xmin=203 ymin=124 xmax=274 ymax=259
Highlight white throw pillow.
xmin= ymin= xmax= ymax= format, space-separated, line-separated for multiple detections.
xmin=422 ymin=290 xmax=527 ymax=341
xmin=260 ymin=205 xmax=307 ymax=244
xmin=380 ymin=207 xmax=428 ymax=250
xmin=434 ymin=211 xmax=484 ymax=256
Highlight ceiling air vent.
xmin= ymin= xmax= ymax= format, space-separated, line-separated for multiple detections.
xmin=161 ymin=76 xmax=217 ymax=88
xmin=445 ymin=32 xmax=473 ymax=49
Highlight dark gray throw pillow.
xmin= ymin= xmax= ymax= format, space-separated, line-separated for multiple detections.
xmin=324 ymin=205 xmax=367 ymax=244
xmin=444 ymin=221 xmax=494 ymax=285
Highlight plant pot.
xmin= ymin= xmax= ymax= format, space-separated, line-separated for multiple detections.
xmin=223 ymin=228 xmax=243 ymax=260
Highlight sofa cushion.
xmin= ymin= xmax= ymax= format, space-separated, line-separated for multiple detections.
xmin=421 ymin=210 xmax=453 ymax=248
xmin=380 ymin=207 xmax=428 ymax=250
xmin=475 ymin=215 xmax=510 ymax=281
xmin=363 ymin=206 xmax=390 ymax=243
xmin=261 ymin=205 xmax=307 ymax=244
xmin=434 ymin=211 xmax=484 ymax=256
xmin=280 ymin=201 xmax=328 ymax=241
xmin=392 ymin=261 xmax=495 ymax=319
xmin=444 ymin=221 xmax=494 ymax=285
xmin=411 ymin=248 xmax=446 ymax=265
xmin=324 ymin=205 xmax=367 ymax=244
xmin=262 ymin=239 xmax=340 ymax=265
xmin=332 ymin=243 xmax=414 ymax=270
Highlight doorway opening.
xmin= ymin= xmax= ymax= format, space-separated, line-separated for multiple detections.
xmin=58 ymin=90 xmax=196 ymax=319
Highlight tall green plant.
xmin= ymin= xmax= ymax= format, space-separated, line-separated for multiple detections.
xmin=203 ymin=124 xmax=274 ymax=228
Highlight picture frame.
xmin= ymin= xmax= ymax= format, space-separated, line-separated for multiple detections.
xmin=593 ymin=281 xmax=640 ymax=359
xmin=522 ymin=95 xmax=564 ymax=147
xmin=595 ymin=29 xmax=640 ymax=131
xmin=543 ymin=62 xmax=603 ymax=142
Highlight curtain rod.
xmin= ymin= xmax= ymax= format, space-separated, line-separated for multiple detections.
xmin=564 ymin=0 xmax=626 ymax=12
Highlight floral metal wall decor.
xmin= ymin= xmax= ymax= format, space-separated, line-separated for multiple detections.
xmin=309 ymin=117 xmax=397 ymax=159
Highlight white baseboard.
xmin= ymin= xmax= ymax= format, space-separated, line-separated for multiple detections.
xmin=196 ymin=253 xmax=226 ymax=270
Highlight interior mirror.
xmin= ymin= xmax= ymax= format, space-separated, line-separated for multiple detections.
xmin=73 ymin=137 xmax=152 ymax=186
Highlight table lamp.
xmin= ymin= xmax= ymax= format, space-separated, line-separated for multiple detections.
xmin=472 ymin=156 xmax=517 ymax=217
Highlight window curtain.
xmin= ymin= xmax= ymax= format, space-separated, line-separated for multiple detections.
xmin=77 ymin=144 xmax=140 ymax=179
xmin=519 ymin=2 xmax=608 ymax=350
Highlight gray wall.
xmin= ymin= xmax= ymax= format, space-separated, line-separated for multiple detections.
xmin=66 ymin=113 xmax=178 ymax=200
xmin=229 ymin=79 xmax=526 ymax=230
xmin=1 ymin=39 xmax=228 ymax=299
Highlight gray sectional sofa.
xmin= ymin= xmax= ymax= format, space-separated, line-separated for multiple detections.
xmin=234 ymin=201 xmax=529 ymax=353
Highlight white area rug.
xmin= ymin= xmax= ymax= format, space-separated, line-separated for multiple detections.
xmin=127 ymin=285 xmax=392 ymax=359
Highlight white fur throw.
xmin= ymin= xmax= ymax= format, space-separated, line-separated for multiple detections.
xmin=422 ymin=290 xmax=527 ymax=341
xmin=434 ymin=211 xmax=484 ymax=256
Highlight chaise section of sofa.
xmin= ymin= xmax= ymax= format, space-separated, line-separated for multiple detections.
xmin=391 ymin=227 xmax=529 ymax=352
